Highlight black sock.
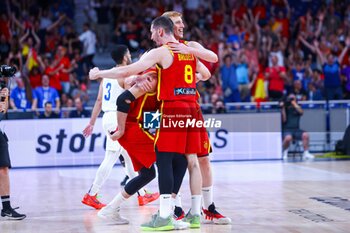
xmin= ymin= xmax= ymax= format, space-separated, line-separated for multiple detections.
xmin=1 ymin=195 xmax=11 ymax=210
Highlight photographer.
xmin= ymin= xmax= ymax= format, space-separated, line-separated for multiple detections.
xmin=281 ymin=93 xmax=314 ymax=160
xmin=0 ymin=65 xmax=26 ymax=220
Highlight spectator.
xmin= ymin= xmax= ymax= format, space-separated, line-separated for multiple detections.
xmin=281 ymin=93 xmax=314 ymax=160
xmin=54 ymin=45 xmax=72 ymax=94
xmin=236 ymin=53 xmax=251 ymax=102
xmin=314 ymin=38 xmax=349 ymax=100
xmin=35 ymin=74 xmax=60 ymax=113
xmin=69 ymin=97 xmax=90 ymax=118
xmin=0 ymin=34 xmax=10 ymax=63
xmin=62 ymin=97 xmax=74 ymax=118
xmin=78 ymin=23 xmax=97 ymax=70
xmin=307 ymin=82 xmax=323 ymax=101
xmin=9 ymin=76 xmax=37 ymax=111
xmin=39 ymin=101 xmax=59 ymax=119
xmin=290 ymin=80 xmax=307 ymax=101
xmin=341 ymin=58 xmax=350 ymax=99
xmin=212 ymin=99 xmax=226 ymax=114
xmin=220 ymin=54 xmax=240 ymax=103
xmin=265 ymin=55 xmax=287 ymax=101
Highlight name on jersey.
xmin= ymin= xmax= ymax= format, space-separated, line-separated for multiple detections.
xmin=174 ymin=88 xmax=196 ymax=96
xmin=178 ymin=54 xmax=195 ymax=61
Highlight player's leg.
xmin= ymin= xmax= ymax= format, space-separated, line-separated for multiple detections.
xmin=0 ymin=132 xmax=26 ymax=220
xmin=199 ymin=155 xmax=232 ymax=225
xmin=98 ymin=164 xmax=156 ymax=224
xmin=171 ymin=152 xmax=189 ymax=221
xmin=142 ymin=151 xmax=185 ymax=231
xmin=184 ymin=154 xmax=202 ymax=228
xmin=82 ymin=148 xmax=121 ymax=209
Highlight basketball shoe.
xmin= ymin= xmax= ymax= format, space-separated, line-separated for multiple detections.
xmin=98 ymin=205 xmax=129 ymax=224
xmin=173 ymin=206 xmax=185 ymax=220
xmin=82 ymin=193 xmax=106 ymax=209
xmin=1 ymin=207 xmax=26 ymax=220
xmin=184 ymin=210 xmax=200 ymax=228
xmin=202 ymin=203 xmax=231 ymax=224
xmin=138 ymin=192 xmax=160 ymax=206
xmin=141 ymin=212 xmax=174 ymax=231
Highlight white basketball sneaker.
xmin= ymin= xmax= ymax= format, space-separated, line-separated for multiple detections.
xmin=97 ymin=205 xmax=129 ymax=225
xmin=303 ymin=151 xmax=315 ymax=160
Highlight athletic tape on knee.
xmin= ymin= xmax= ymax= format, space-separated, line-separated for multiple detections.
xmin=116 ymin=90 xmax=136 ymax=113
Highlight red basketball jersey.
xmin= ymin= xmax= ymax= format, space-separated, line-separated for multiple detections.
xmin=127 ymin=67 xmax=158 ymax=123
xmin=156 ymin=44 xmax=197 ymax=101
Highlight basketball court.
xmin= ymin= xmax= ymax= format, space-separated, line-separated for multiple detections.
xmin=1 ymin=160 xmax=350 ymax=233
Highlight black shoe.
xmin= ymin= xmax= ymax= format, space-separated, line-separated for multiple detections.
xmin=1 ymin=208 xmax=26 ymax=220
xmin=120 ymin=175 xmax=129 ymax=186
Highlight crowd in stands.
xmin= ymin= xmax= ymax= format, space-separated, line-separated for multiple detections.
xmin=1 ymin=0 xmax=350 ymax=118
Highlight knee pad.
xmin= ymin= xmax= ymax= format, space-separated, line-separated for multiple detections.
xmin=116 ymin=90 xmax=136 ymax=113
xmin=141 ymin=165 xmax=156 ymax=181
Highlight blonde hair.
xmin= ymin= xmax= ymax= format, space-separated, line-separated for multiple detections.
xmin=162 ymin=11 xmax=182 ymax=18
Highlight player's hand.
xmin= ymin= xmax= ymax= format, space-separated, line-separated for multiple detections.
xmin=125 ymin=75 xmax=137 ymax=88
xmin=109 ymin=129 xmax=124 ymax=141
xmin=135 ymin=76 xmax=156 ymax=92
xmin=82 ymin=124 xmax=94 ymax=138
xmin=89 ymin=67 xmax=100 ymax=80
xmin=168 ymin=43 xmax=191 ymax=54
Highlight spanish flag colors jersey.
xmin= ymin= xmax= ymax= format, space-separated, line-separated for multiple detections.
xmin=156 ymin=43 xmax=197 ymax=101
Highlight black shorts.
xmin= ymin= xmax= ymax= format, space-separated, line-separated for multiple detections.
xmin=283 ymin=129 xmax=305 ymax=141
xmin=0 ymin=131 xmax=11 ymax=168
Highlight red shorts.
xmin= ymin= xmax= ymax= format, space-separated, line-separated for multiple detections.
xmin=118 ymin=122 xmax=156 ymax=172
xmin=155 ymin=101 xmax=201 ymax=154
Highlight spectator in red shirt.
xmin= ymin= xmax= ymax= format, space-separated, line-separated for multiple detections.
xmin=42 ymin=56 xmax=62 ymax=93
xmin=265 ymin=55 xmax=287 ymax=101
xmin=55 ymin=45 xmax=72 ymax=94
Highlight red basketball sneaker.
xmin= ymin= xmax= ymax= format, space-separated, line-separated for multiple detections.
xmin=138 ymin=192 xmax=160 ymax=206
xmin=202 ymin=203 xmax=231 ymax=225
xmin=82 ymin=194 xmax=106 ymax=209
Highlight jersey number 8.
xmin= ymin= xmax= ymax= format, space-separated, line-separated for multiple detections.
xmin=184 ymin=65 xmax=194 ymax=84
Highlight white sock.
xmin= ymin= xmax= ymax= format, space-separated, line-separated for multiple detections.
xmin=159 ymin=194 xmax=172 ymax=218
xmin=202 ymin=186 xmax=213 ymax=209
xmin=120 ymin=149 xmax=138 ymax=179
xmin=110 ymin=192 xmax=127 ymax=209
xmin=190 ymin=195 xmax=202 ymax=216
xmin=175 ymin=192 xmax=182 ymax=208
xmin=89 ymin=150 xmax=119 ymax=196
xmin=171 ymin=197 xmax=176 ymax=210
xmin=138 ymin=188 xmax=146 ymax=196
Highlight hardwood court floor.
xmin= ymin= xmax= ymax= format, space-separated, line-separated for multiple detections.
xmin=1 ymin=160 xmax=350 ymax=233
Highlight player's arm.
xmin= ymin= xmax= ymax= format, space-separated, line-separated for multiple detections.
xmin=110 ymin=72 xmax=157 ymax=141
xmin=82 ymin=81 xmax=103 ymax=138
xmin=169 ymin=41 xmax=218 ymax=63
xmin=89 ymin=48 xmax=162 ymax=80
xmin=196 ymin=60 xmax=211 ymax=82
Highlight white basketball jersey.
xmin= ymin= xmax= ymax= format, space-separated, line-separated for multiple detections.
xmin=101 ymin=78 xmax=124 ymax=112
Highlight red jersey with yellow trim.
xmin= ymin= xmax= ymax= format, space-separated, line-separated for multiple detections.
xmin=127 ymin=67 xmax=158 ymax=123
xmin=156 ymin=44 xmax=197 ymax=101
xmin=127 ymin=92 xmax=158 ymax=123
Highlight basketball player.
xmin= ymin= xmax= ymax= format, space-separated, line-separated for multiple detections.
xmin=90 ymin=16 xmax=211 ymax=231
xmin=97 ymin=67 xmax=163 ymax=225
xmin=163 ymin=11 xmax=231 ymax=225
xmin=82 ymin=45 xmax=159 ymax=210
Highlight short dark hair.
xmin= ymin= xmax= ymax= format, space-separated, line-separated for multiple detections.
xmin=110 ymin=45 xmax=129 ymax=65
xmin=45 ymin=101 xmax=53 ymax=107
xmin=151 ymin=16 xmax=174 ymax=35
